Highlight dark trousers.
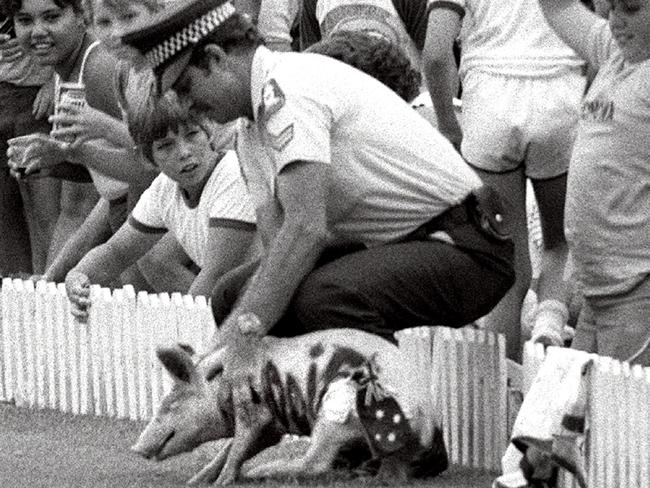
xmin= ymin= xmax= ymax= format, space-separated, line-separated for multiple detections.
xmin=212 ymin=190 xmax=515 ymax=341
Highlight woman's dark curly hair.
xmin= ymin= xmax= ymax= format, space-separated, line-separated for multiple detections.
xmin=1 ymin=0 xmax=82 ymax=17
xmin=307 ymin=31 xmax=422 ymax=103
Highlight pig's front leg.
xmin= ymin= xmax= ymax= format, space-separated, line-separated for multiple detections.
xmin=214 ymin=384 xmax=279 ymax=485
xmin=187 ymin=439 xmax=233 ymax=485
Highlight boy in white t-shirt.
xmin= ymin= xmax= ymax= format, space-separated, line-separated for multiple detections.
xmin=64 ymin=92 xmax=257 ymax=321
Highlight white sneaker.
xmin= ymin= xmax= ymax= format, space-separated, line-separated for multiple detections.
xmin=493 ymin=470 xmax=530 ymax=488
xmin=531 ymin=300 xmax=568 ymax=347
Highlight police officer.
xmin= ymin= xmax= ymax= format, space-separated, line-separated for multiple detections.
xmin=121 ymin=0 xmax=514 ymax=357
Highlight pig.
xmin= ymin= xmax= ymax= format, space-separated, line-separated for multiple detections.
xmin=131 ymin=328 xmax=448 ymax=485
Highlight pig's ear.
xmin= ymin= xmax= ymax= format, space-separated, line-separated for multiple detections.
xmin=178 ymin=343 xmax=195 ymax=356
xmin=156 ymin=345 xmax=199 ymax=384
xmin=201 ymin=347 xmax=227 ymax=382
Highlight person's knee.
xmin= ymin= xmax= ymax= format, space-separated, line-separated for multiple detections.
xmin=292 ymin=274 xmax=382 ymax=331
xmin=292 ymin=277 xmax=346 ymax=327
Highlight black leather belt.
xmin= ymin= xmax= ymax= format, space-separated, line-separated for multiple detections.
xmin=409 ymin=186 xmax=511 ymax=244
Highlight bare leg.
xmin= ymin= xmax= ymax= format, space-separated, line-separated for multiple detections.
xmin=48 ymin=181 xmax=99 ymax=265
xmin=530 ymin=174 xmax=570 ymax=346
xmin=474 ymin=167 xmax=529 ymax=362
xmin=18 ymin=177 xmax=61 ymax=273
xmin=531 ymin=174 xmax=569 ymax=304
xmin=187 ymin=439 xmax=233 ymax=486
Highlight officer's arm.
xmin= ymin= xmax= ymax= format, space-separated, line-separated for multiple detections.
xmin=188 ymin=225 xmax=256 ymax=298
xmin=218 ymin=159 xmax=330 ymax=342
xmin=422 ymin=6 xmax=462 ymax=148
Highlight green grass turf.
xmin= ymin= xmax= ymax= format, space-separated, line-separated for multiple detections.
xmin=0 ymin=402 xmax=497 ymax=488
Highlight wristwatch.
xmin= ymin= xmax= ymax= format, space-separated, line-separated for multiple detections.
xmin=237 ymin=312 xmax=264 ymax=337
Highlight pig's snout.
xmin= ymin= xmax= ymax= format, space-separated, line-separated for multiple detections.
xmin=131 ymin=441 xmax=156 ymax=459
xmin=131 ymin=430 xmax=175 ymax=460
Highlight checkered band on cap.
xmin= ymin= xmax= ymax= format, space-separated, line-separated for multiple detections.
xmin=145 ymin=1 xmax=236 ymax=68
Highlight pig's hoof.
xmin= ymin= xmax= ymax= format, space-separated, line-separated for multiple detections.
xmin=187 ymin=469 xmax=218 ymax=486
xmin=214 ymin=469 xmax=238 ymax=485
xmin=246 ymin=459 xmax=317 ymax=480
xmin=245 ymin=460 xmax=285 ymax=479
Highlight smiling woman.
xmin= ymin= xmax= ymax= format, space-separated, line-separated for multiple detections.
xmin=11 ymin=0 xmax=86 ymax=68
xmin=2 ymin=0 xmax=104 ymax=272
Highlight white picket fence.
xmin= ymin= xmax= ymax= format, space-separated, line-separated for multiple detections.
xmin=0 ymin=278 xmax=515 ymax=472
xmin=0 ymin=277 xmax=215 ymax=420
xmin=4 ymin=277 xmax=649 ymax=486
xmin=524 ymin=342 xmax=650 ymax=488
xmin=396 ymin=326 xmax=511 ymax=472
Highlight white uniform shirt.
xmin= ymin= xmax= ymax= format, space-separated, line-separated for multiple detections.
xmin=130 ymin=151 xmax=256 ymax=268
xmin=235 ymin=46 xmax=482 ymax=247
xmin=427 ymin=0 xmax=584 ymax=78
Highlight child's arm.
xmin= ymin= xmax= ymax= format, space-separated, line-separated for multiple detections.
xmin=61 ymin=43 xmax=156 ymax=185
xmin=15 ymin=136 xmax=156 ymax=185
xmin=65 ymin=220 xmax=163 ymax=321
xmin=49 ymin=103 xmax=134 ymax=148
xmin=257 ymin=0 xmax=299 ymax=52
xmin=137 ymin=233 xmax=198 ymax=294
xmin=537 ymin=0 xmax=612 ymax=67
xmin=45 ymin=198 xmax=113 ymax=283
xmin=422 ymin=6 xmax=463 ymax=149
xmin=188 ymin=226 xmax=257 ymax=298
xmin=67 ymin=142 xmax=158 ymax=186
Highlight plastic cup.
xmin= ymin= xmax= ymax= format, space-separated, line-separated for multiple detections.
xmin=7 ymin=134 xmax=39 ymax=172
xmin=52 ymin=82 xmax=87 ymax=143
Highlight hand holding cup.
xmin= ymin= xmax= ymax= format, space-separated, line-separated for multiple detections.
xmin=7 ymin=132 xmax=71 ymax=178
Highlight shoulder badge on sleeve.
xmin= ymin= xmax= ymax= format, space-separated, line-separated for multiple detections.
xmin=257 ymin=79 xmax=294 ymax=152
xmin=266 ymin=124 xmax=294 ymax=152
xmin=258 ymin=79 xmax=285 ymax=124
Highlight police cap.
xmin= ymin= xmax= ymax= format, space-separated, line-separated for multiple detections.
xmin=121 ymin=0 xmax=237 ymax=94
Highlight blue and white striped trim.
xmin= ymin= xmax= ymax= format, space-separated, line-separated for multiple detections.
xmin=145 ymin=1 xmax=236 ymax=68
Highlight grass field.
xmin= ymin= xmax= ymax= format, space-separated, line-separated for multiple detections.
xmin=0 ymin=402 xmax=497 ymax=488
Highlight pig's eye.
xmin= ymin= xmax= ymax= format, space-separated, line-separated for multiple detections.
xmin=205 ymin=365 xmax=223 ymax=382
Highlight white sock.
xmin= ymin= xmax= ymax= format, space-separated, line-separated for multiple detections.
xmin=531 ymin=300 xmax=568 ymax=345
